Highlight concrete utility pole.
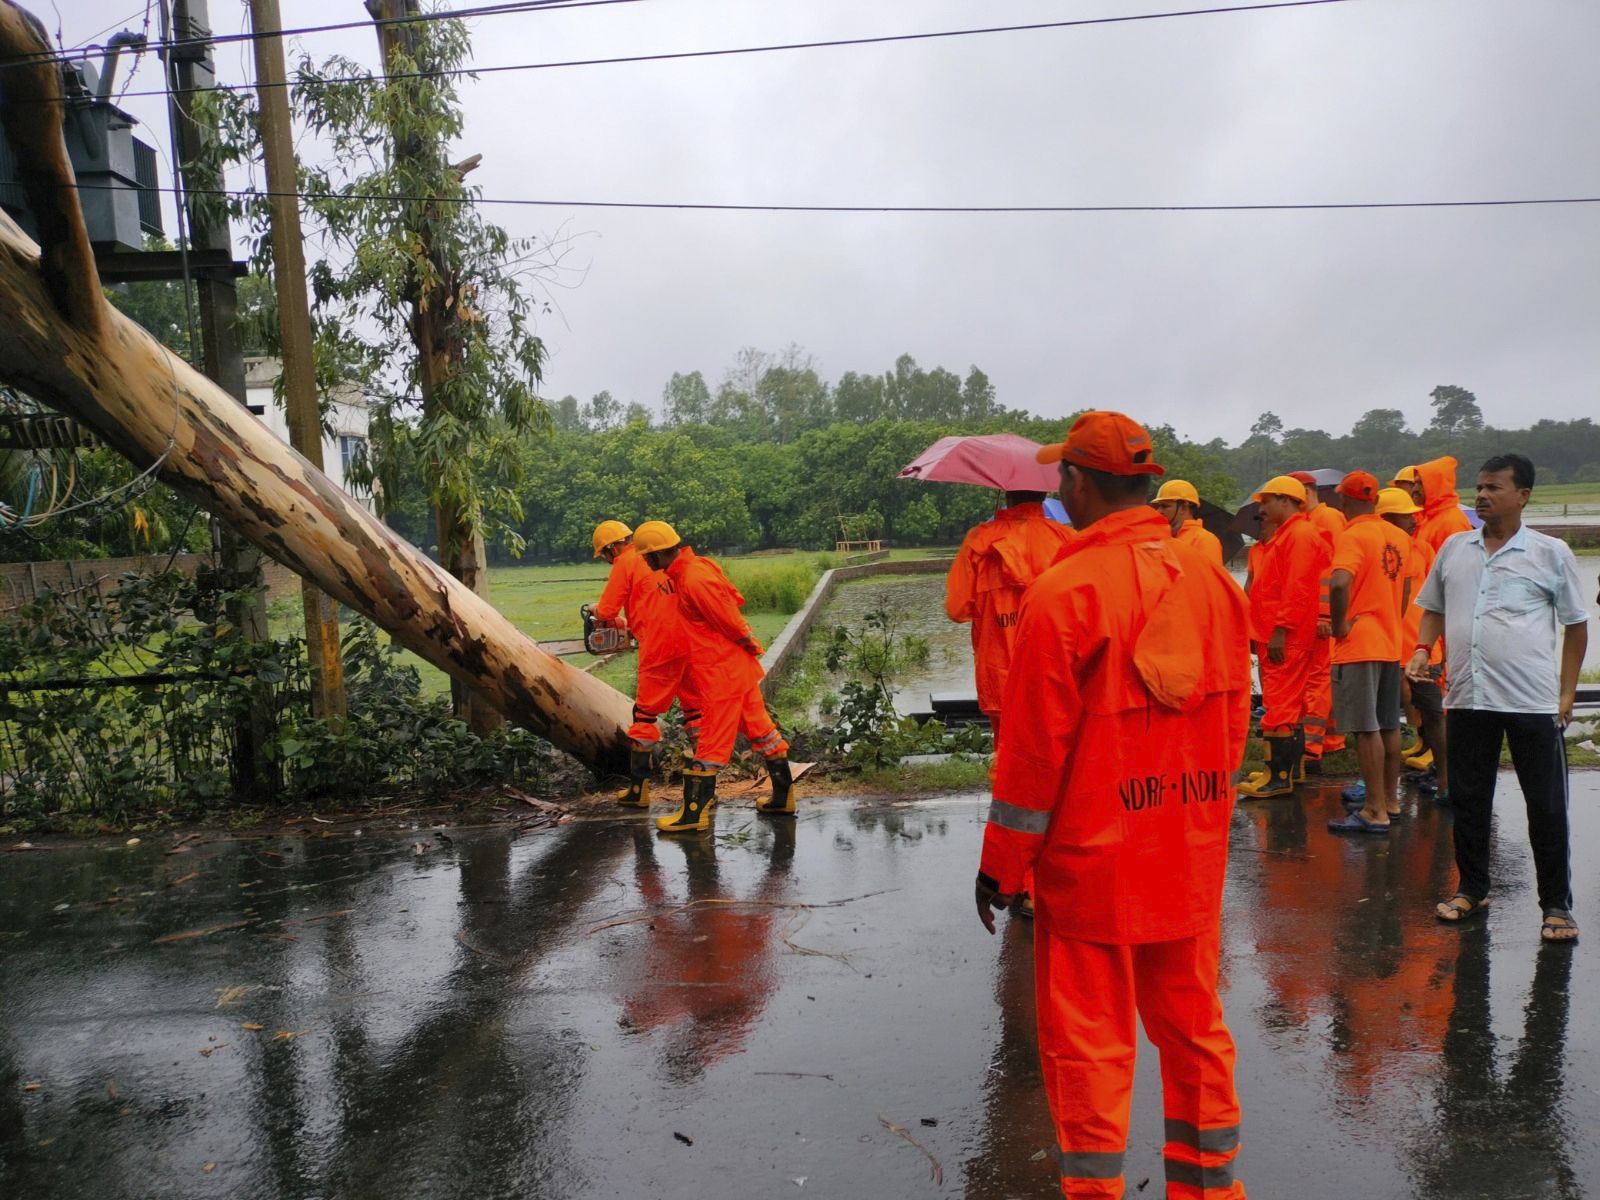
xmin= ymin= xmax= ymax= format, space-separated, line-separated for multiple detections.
xmin=162 ymin=0 xmax=273 ymax=791
xmin=246 ymin=0 xmax=346 ymax=722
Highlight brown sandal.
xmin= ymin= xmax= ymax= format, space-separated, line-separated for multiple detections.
xmin=1541 ymin=909 xmax=1579 ymax=943
xmin=1435 ymin=894 xmax=1489 ymax=923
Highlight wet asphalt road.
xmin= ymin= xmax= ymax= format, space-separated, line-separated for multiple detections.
xmin=2 ymin=773 xmax=1597 ymax=1199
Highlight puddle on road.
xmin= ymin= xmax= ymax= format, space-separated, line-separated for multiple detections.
xmin=4 ymin=776 xmax=1600 ymax=1198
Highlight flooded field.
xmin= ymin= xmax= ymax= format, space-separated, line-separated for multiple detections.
xmin=801 ymin=575 xmax=976 ymax=716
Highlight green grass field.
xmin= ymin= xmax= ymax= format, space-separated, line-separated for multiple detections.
xmin=268 ymin=547 xmax=962 ymax=699
xmin=1457 ymin=482 xmax=1600 ymax=507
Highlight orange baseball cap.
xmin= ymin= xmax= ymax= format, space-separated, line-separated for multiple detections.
xmin=1036 ymin=411 xmax=1165 ymax=477
xmin=1339 ymin=470 xmax=1380 ymax=502
xmin=1288 ymin=470 xmax=1319 ymax=488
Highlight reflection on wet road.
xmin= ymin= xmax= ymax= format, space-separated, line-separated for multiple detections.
xmin=3 ymin=776 xmax=1598 ymax=1197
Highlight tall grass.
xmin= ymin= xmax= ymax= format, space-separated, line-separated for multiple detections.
xmin=728 ymin=554 xmax=839 ymax=613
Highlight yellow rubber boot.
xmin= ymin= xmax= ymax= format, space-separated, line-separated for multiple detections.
xmin=1405 ymin=747 xmax=1434 ymax=771
xmin=1400 ymin=735 xmax=1424 ymax=759
xmin=756 ymin=757 xmax=797 ymax=816
xmin=657 ymin=767 xmax=717 ymax=834
xmin=617 ymin=748 xmax=653 ymax=808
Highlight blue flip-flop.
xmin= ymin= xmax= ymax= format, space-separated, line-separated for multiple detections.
xmin=1328 ymin=812 xmax=1391 ymax=835
xmin=1341 ymin=780 xmax=1367 ymax=803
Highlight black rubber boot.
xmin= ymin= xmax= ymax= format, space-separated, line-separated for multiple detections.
xmin=756 ymin=757 xmax=797 ymax=816
xmin=1238 ymin=733 xmax=1295 ymax=799
xmin=617 ymin=748 xmax=654 ymax=808
xmin=657 ymin=767 xmax=717 ymax=834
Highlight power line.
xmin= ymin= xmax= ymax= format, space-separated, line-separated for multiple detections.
xmin=8 ymin=0 xmax=646 ymax=67
xmin=27 ymin=0 xmax=1360 ymax=102
xmin=73 ymin=181 xmax=1600 ymax=214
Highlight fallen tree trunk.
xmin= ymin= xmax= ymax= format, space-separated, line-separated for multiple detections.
xmin=0 ymin=1 xmax=631 ymax=772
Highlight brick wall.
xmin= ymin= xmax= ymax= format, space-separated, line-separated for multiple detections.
xmin=0 ymin=553 xmax=301 ymax=612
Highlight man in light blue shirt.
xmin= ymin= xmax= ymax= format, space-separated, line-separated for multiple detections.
xmin=1410 ymin=453 xmax=1590 ymax=942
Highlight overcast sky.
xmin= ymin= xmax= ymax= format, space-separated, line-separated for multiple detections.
xmin=67 ymin=0 xmax=1600 ymax=443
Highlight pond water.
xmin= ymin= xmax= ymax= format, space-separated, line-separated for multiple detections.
xmin=802 ymin=575 xmax=976 ymax=716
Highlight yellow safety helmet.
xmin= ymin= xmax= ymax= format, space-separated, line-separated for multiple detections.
xmin=1251 ymin=475 xmax=1307 ymax=505
xmin=632 ymin=520 xmax=682 ymax=556
xmin=1376 ymin=487 xmax=1422 ymax=516
xmin=1154 ymin=479 xmax=1200 ymax=506
xmin=591 ymin=519 xmax=632 ymax=558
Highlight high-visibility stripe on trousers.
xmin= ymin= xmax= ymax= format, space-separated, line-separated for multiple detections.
xmin=1035 ymin=925 xmax=1245 ymax=1199
xmin=692 ymin=682 xmax=788 ymax=769
xmin=1258 ymin=638 xmax=1316 ymax=738
xmin=1301 ymin=640 xmax=1332 ymax=760
xmin=626 ymin=654 xmax=702 ymax=749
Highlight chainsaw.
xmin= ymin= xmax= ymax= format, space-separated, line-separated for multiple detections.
xmin=581 ymin=604 xmax=636 ymax=655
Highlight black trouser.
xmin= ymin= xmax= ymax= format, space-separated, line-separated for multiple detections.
xmin=1446 ymin=709 xmax=1572 ymax=911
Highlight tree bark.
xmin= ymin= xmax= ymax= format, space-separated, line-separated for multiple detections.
xmin=0 ymin=0 xmax=630 ymax=772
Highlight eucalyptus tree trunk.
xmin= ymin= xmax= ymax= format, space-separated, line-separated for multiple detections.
xmin=0 ymin=0 xmax=630 ymax=772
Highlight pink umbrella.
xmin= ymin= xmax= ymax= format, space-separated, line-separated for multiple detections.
xmin=897 ymin=433 xmax=1061 ymax=493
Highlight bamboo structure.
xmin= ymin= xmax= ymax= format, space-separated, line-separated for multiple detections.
xmin=0 ymin=1 xmax=632 ymax=772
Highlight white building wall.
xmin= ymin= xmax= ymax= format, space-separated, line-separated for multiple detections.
xmin=244 ymin=357 xmax=375 ymax=511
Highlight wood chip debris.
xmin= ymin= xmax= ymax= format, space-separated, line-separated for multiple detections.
xmin=878 ymin=1114 xmax=943 ymax=1186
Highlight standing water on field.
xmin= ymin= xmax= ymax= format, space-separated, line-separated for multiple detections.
xmin=801 ymin=575 xmax=975 ymax=718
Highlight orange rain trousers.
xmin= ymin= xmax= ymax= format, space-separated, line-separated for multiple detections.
xmin=1301 ymin=638 xmax=1335 ymax=758
xmin=692 ymin=683 xmax=787 ymax=769
xmin=626 ymin=653 xmax=702 ymax=749
xmin=1257 ymin=636 xmax=1316 ymax=737
xmin=1037 ymin=925 xmax=1245 ymax=1200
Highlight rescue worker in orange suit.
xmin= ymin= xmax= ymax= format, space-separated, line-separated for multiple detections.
xmin=1325 ymin=472 xmax=1414 ymax=833
xmin=1391 ymin=458 xmax=1469 ymax=774
xmin=1238 ymin=476 xmax=1329 ymax=798
xmin=946 ymin=490 xmax=1076 ymax=748
xmin=1152 ymin=480 xmax=1225 ymax=566
xmin=591 ymin=520 xmax=700 ymax=809
xmin=975 ymin=411 xmax=1253 ymax=1200
xmin=1289 ymin=471 xmax=1347 ymax=762
xmin=1376 ymin=487 xmax=1448 ymax=801
xmin=633 ymin=520 xmax=796 ymax=833
xmin=946 ymin=490 xmax=1075 ymax=920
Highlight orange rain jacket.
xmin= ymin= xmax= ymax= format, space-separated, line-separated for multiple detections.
xmin=1415 ymin=456 xmax=1472 ymax=554
xmin=664 ymin=547 xmax=764 ymax=700
xmin=1307 ymin=501 xmax=1346 ymax=543
xmin=981 ymin=507 xmax=1253 ymax=944
xmin=594 ymin=544 xmax=684 ymax=665
xmin=945 ymin=502 xmax=1076 ymax=717
xmin=1248 ymin=511 xmax=1330 ymax=644
xmin=1175 ymin=518 xmax=1225 ymax=566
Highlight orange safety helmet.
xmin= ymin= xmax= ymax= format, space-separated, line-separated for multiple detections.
xmin=591 ymin=519 xmax=633 ymax=558
xmin=632 ymin=520 xmax=682 ymax=556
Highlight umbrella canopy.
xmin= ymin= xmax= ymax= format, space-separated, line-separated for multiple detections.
xmin=898 ymin=434 xmax=1060 ymax=494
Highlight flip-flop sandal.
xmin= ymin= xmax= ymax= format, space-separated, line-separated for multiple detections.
xmin=1328 ymin=812 xmax=1391 ymax=835
xmin=1541 ymin=909 xmax=1579 ymax=943
xmin=1436 ymin=893 xmax=1489 ymax=923
xmin=1387 ymin=808 xmax=1406 ymax=821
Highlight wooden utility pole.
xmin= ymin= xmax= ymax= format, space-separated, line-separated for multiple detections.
xmin=246 ymin=0 xmax=346 ymax=722
xmin=368 ymin=0 xmax=500 ymax=734
xmin=164 ymin=0 xmax=273 ymax=791
xmin=0 ymin=0 xmax=632 ymax=773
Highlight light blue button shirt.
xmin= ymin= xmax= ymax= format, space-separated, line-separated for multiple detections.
xmin=1416 ymin=524 xmax=1590 ymax=713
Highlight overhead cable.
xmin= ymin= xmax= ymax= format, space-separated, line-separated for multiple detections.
xmin=25 ymin=0 xmax=1359 ymax=102
xmin=72 ymin=181 xmax=1600 ymax=214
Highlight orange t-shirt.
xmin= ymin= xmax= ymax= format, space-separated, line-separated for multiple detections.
xmin=1330 ymin=514 xmax=1411 ymax=665
xmin=1175 ymin=518 xmax=1225 ymax=567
